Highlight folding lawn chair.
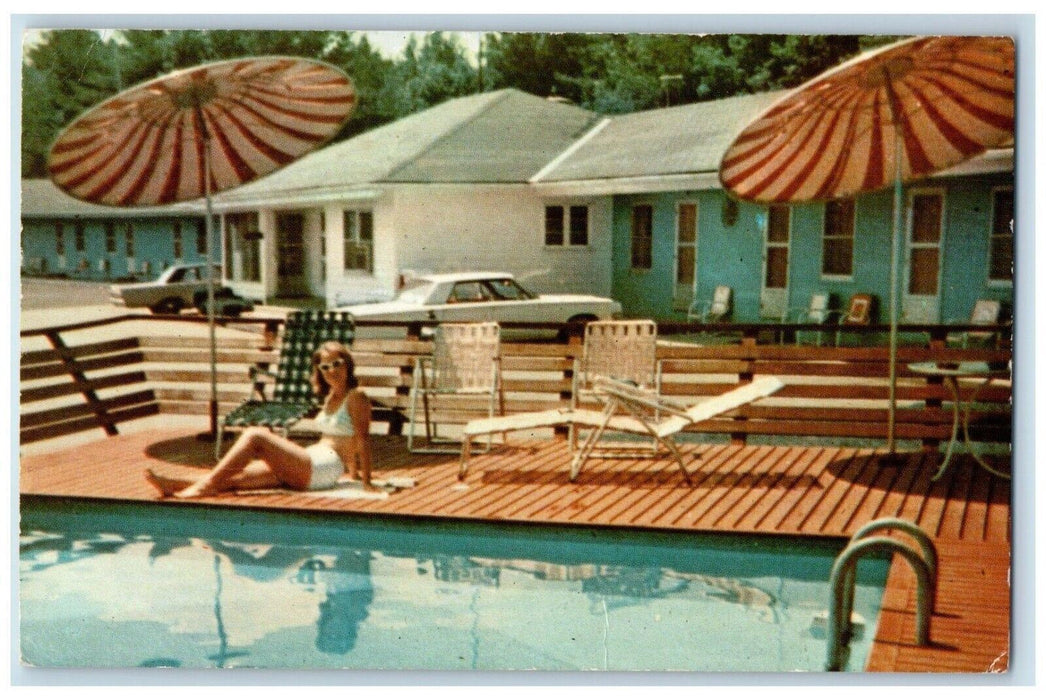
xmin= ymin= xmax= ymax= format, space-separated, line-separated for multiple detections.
xmin=458 ymin=375 xmax=785 ymax=483
xmin=571 ymin=320 xmax=660 ymax=457
xmin=407 ymin=322 xmax=504 ymax=454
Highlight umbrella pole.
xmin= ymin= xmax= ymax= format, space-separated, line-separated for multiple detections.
xmin=886 ymin=103 xmax=904 ymax=455
xmin=205 ymin=179 xmax=219 ymax=438
xmin=197 ymin=116 xmax=220 ymax=441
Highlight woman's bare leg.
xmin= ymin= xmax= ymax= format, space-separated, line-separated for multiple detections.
xmin=144 ymin=463 xmax=282 ymax=498
xmin=175 ymin=428 xmax=313 ymax=498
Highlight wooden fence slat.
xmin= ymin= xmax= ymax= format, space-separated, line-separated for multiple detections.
xmin=20 ymin=402 xmax=160 ymax=443
xmin=21 ymin=350 xmax=146 ymax=381
xmin=20 ymin=370 xmax=150 ymax=403
xmin=20 ymin=337 xmax=140 ymax=366
xmin=20 ymin=389 xmax=157 ymax=429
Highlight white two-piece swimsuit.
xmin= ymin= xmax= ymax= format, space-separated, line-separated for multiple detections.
xmin=305 ymin=395 xmax=354 ymax=490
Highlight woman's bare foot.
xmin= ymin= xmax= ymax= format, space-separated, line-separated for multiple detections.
xmin=143 ymin=469 xmax=193 ymax=498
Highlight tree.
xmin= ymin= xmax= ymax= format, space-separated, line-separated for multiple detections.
xmin=388 ymin=32 xmax=477 ymax=115
xmin=21 ymin=30 xmax=120 ymax=177
xmin=482 ymin=32 xmax=606 ymax=105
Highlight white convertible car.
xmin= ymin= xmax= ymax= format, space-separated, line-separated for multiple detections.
xmin=335 ymin=272 xmax=622 ymax=336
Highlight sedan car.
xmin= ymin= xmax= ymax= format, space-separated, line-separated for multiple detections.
xmin=110 ymin=263 xmax=252 ymax=316
xmin=335 ymin=272 xmax=622 ymax=337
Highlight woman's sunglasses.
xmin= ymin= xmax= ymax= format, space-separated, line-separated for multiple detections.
xmin=317 ymin=358 xmax=346 ymax=372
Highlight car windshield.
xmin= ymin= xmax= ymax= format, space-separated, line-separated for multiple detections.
xmin=395 ymin=280 xmax=436 ymax=305
xmin=487 ymin=278 xmax=535 ymax=300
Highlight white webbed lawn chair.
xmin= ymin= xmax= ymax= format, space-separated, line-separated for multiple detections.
xmin=687 ymin=285 xmax=733 ymax=323
xmin=458 ymin=376 xmax=785 ymax=483
xmin=408 ymin=322 xmax=505 ymax=454
xmin=571 ymin=320 xmax=660 ymax=458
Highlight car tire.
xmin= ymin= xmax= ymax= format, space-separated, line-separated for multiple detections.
xmin=559 ymin=314 xmax=597 ymax=342
xmin=150 ymin=298 xmax=183 ymax=315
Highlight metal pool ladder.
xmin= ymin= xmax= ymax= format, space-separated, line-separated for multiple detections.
xmin=825 ymin=517 xmax=938 ymax=671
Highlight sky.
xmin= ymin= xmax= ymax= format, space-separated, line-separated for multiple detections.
xmin=21 ymin=28 xmax=483 ymax=64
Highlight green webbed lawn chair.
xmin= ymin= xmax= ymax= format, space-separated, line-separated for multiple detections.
xmin=216 ymin=310 xmax=355 ymax=457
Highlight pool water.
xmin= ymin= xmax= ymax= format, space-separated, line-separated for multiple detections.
xmin=19 ymin=498 xmax=889 ymax=671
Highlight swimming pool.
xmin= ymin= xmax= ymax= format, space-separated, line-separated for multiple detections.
xmin=20 ymin=497 xmax=889 ymax=671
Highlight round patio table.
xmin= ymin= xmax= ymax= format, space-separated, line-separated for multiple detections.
xmin=907 ymin=361 xmax=1011 ymax=481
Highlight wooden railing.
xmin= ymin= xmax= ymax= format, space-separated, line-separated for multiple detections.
xmin=19 ymin=315 xmax=1012 ymax=449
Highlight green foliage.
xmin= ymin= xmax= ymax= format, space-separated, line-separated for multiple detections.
xmin=388 ymin=32 xmax=477 ymax=115
xmin=21 ymin=29 xmax=898 ymax=178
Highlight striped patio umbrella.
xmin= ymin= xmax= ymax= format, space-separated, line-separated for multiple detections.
xmin=48 ymin=56 xmax=357 ymax=437
xmin=718 ymin=35 xmax=1015 ymax=452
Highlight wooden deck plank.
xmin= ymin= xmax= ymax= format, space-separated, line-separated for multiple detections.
xmin=585 ymin=444 xmax=704 ymax=526
xmin=628 ymin=444 xmax=751 ymax=529
xmin=696 ymin=445 xmax=800 ymax=530
xmin=18 ymin=428 xmax=1011 ymax=673
xmin=730 ymin=444 xmax=820 ymax=531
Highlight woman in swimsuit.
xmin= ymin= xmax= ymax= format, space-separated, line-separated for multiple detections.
xmin=145 ymin=341 xmax=375 ymax=498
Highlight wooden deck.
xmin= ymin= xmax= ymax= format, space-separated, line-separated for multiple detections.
xmin=19 ymin=429 xmax=1011 ymax=674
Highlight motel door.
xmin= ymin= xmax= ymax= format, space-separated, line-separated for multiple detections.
xmin=760 ymin=205 xmax=791 ymax=319
xmin=275 ymin=212 xmax=308 ymax=297
xmin=902 ymin=190 xmax=944 ymax=323
xmin=673 ymin=202 xmax=698 ymax=311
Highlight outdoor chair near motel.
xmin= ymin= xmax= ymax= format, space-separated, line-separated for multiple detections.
xmin=571 ymin=319 xmax=660 ymax=458
xmin=407 ymin=322 xmax=505 ymax=454
xmin=687 ymin=285 xmax=733 ymax=323
xmin=216 ymin=310 xmax=355 ymax=458
xmin=946 ymin=299 xmax=1005 ymax=348
xmin=784 ymin=293 xmax=837 ymax=346
xmin=457 ymin=375 xmax=785 ymax=483
xmin=834 ymin=293 xmax=875 ymax=347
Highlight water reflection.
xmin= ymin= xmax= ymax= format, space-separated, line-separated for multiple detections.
xmin=20 ymin=531 xmax=137 ymax=572
xmin=20 ymin=518 xmax=885 ymax=670
xmin=423 ymin=555 xmax=779 ymax=619
xmin=207 ymin=553 xmax=249 ymax=667
xmin=306 ymin=552 xmax=374 ymax=655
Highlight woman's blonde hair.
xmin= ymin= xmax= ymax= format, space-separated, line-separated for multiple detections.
xmin=310 ymin=341 xmax=357 ymax=396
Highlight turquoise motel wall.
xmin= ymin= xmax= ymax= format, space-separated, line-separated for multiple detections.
xmin=611 ymin=172 xmax=1014 ymax=324
xmin=20 ymin=215 xmax=213 ymax=281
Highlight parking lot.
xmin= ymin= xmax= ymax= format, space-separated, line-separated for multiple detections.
xmin=20 ymin=276 xmax=112 ymax=310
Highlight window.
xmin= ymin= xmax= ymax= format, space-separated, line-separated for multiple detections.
xmin=196 ymin=219 xmax=207 ymax=254
xmin=343 ymin=210 xmax=373 ymax=272
xmin=764 ymin=205 xmax=790 ymax=289
xmin=631 ymin=205 xmax=653 ymax=270
xmin=822 ymin=199 xmax=855 ymax=276
xmin=989 ymin=188 xmax=1013 ymax=283
xmin=172 ymin=221 xmax=183 ymax=259
xmin=448 ymin=281 xmax=489 ymax=303
xmin=908 ymin=192 xmax=943 ymax=296
xmin=124 ymin=222 xmax=134 ymax=256
xmin=104 ymin=222 xmax=116 ymax=253
xmin=55 ymin=223 xmax=65 ymax=255
xmin=544 ymin=206 xmax=564 ymax=245
xmin=488 ymin=278 xmax=534 ymax=300
xmin=544 ymin=205 xmax=589 ymax=246
xmin=569 ymin=206 xmax=589 ymax=245
xmin=74 ymin=222 xmax=85 ymax=252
